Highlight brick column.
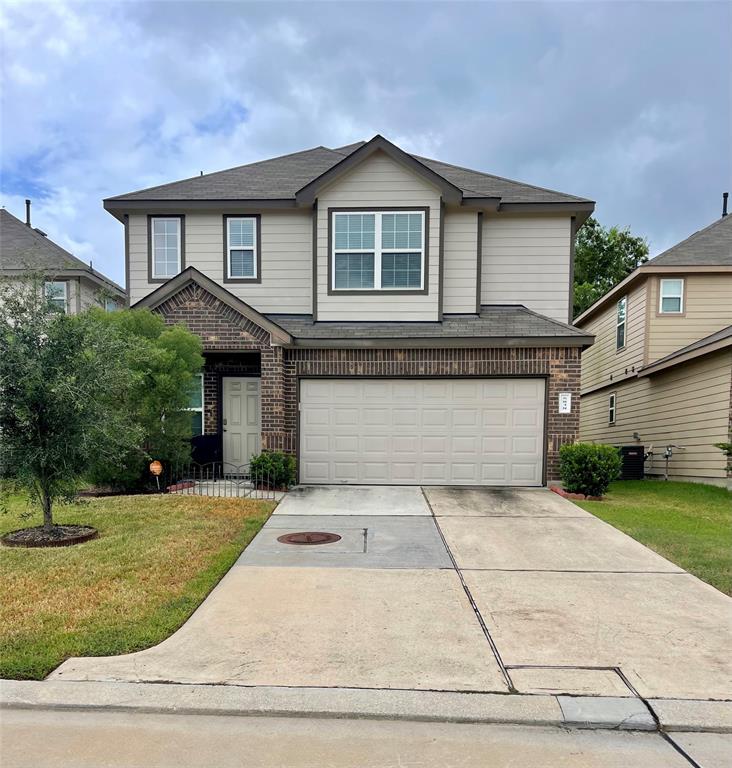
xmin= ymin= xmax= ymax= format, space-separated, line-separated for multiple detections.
xmin=261 ymin=346 xmax=295 ymax=453
xmin=546 ymin=348 xmax=582 ymax=482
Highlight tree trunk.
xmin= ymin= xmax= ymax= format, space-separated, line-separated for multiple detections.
xmin=41 ymin=489 xmax=53 ymax=533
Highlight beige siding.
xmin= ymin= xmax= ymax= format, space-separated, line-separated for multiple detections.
xmin=580 ymin=349 xmax=732 ymax=484
xmin=316 ymin=150 xmax=442 ymax=321
xmin=442 ymin=209 xmax=478 ymax=313
xmin=128 ymin=210 xmax=312 ymax=313
xmin=580 ymin=279 xmax=648 ymax=391
xmin=647 ymin=273 xmax=732 ymax=363
xmin=481 ymin=214 xmax=571 ymax=323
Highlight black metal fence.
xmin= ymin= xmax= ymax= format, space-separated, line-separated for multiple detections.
xmin=153 ymin=461 xmax=280 ymax=500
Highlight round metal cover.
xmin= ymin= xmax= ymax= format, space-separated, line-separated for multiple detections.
xmin=277 ymin=531 xmax=342 ymax=546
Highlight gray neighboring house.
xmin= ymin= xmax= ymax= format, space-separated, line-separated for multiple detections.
xmin=105 ymin=134 xmax=596 ymax=485
xmin=0 ymin=205 xmax=126 ymax=313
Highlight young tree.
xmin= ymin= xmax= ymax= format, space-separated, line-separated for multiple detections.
xmin=573 ymin=217 xmax=649 ymax=318
xmin=86 ymin=308 xmax=204 ymax=489
xmin=0 ymin=279 xmax=143 ymax=531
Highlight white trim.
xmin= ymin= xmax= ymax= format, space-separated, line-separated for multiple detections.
xmin=226 ymin=216 xmax=258 ymax=279
xmin=331 ymin=210 xmax=425 ymax=291
xmin=151 ymin=217 xmax=181 ymax=279
xmin=616 ymin=296 xmax=627 ymax=350
xmin=608 ymin=392 xmax=616 ymax=424
xmin=185 ymin=373 xmax=205 ymax=436
xmin=658 ymin=278 xmax=684 ymax=314
xmin=44 ymin=280 xmax=68 ymax=314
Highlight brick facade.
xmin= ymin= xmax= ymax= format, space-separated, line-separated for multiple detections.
xmin=154 ymin=283 xmax=581 ymax=482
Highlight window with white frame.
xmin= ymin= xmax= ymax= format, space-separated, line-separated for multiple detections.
xmin=659 ymin=279 xmax=684 ymax=314
xmin=608 ymin=393 xmax=616 ymax=424
xmin=226 ymin=216 xmax=258 ymax=279
xmin=44 ymin=281 xmax=68 ymax=313
xmin=616 ymin=296 xmax=627 ymax=349
xmin=104 ymin=297 xmax=118 ymax=312
xmin=151 ymin=217 xmax=182 ymax=278
xmin=332 ymin=211 xmax=425 ymax=290
xmin=185 ymin=373 xmax=204 ymax=437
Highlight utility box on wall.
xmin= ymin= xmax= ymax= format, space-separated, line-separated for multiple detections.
xmin=619 ymin=446 xmax=645 ymax=480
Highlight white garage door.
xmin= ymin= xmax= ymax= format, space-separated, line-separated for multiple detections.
xmin=299 ymin=378 xmax=545 ymax=486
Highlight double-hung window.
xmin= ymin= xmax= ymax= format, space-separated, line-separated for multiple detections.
xmin=150 ymin=216 xmax=183 ymax=279
xmin=44 ymin=281 xmax=68 ymax=313
xmin=616 ymin=296 xmax=627 ymax=350
xmin=332 ymin=210 xmax=425 ymax=291
xmin=225 ymin=216 xmax=258 ymax=280
xmin=608 ymin=393 xmax=617 ymax=425
xmin=185 ymin=373 xmax=204 ymax=437
xmin=659 ymin=279 xmax=684 ymax=314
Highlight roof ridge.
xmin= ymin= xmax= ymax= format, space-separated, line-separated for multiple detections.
xmin=413 ymin=154 xmax=592 ymax=203
xmin=106 ymin=145 xmax=338 ymax=201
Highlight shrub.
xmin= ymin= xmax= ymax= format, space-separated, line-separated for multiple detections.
xmin=250 ymin=450 xmax=297 ymax=489
xmin=559 ymin=442 xmax=621 ymax=497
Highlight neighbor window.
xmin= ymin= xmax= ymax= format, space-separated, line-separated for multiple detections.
xmin=608 ymin=393 xmax=616 ymax=424
xmin=659 ymin=279 xmax=684 ymax=314
xmin=226 ymin=216 xmax=258 ymax=279
xmin=44 ymin=281 xmax=68 ymax=313
xmin=151 ymin=216 xmax=182 ymax=279
xmin=104 ymin=298 xmax=118 ymax=312
xmin=616 ymin=296 xmax=627 ymax=349
xmin=185 ymin=373 xmax=204 ymax=437
xmin=332 ymin=210 xmax=425 ymax=290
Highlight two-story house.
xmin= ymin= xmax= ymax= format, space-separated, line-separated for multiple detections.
xmin=575 ymin=213 xmax=732 ymax=487
xmin=105 ymin=135 xmax=595 ymax=486
xmin=0 ymin=203 xmax=126 ymax=312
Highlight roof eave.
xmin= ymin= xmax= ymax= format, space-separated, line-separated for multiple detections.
xmin=638 ymin=336 xmax=732 ymax=377
xmin=291 ymin=334 xmax=594 ymax=350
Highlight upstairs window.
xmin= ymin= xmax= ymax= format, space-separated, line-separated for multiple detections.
xmin=332 ymin=210 xmax=425 ymax=291
xmin=104 ymin=298 xmax=119 ymax=312
xmin=616 ymin=296 xmax=627 ymax=350
xmin=608 ymin=393 xmax=617 ymax=424
xmin=225 ymin=216 xmax=259 ymax=280
xmin=150 ymin=216 xmax=183 ymax=279
xmin=44 ymin=281 xmax=68 ymax=313
xmin=659 ymin=279 xmax=684 ymax=314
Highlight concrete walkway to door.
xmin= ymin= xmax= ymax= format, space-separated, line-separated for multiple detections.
xmin=50 ymin=486 xmax=732 ymax=703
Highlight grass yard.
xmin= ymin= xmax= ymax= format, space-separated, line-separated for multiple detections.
xmin=577 ymin=480 xmax=732 ymax=595
xmin=0 ymin=493 xmax=274 ymax=680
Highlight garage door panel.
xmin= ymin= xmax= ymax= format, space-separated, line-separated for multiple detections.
xmin=299 ymin=378 xmax=545 ymax=486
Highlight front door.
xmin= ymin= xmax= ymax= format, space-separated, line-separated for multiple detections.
xmin=222 ymin=377 xmax=261 ymax=470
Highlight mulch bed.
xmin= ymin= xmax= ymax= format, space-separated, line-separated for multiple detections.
xmin=1 ymin=525 xmax=99 ymax=548
xmin=549 ymin=486 xmax=603 ymax=502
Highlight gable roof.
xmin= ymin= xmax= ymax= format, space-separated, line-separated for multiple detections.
xmin=0 ymin=209 xmax=125 ymax=295
xmin=574 ymin=214 xmax=732 ymax=326
xmin=132 ymin=266 xmax=292 ymax=346
xmin=104 ymin=134 xmax=594 ymax=216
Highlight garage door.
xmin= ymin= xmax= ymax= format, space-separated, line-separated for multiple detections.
xmin=299 ymin=378 xmax=545 ymax=486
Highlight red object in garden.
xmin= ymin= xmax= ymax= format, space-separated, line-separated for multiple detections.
xmin=550 ymin=486 xmax=603 ymax=502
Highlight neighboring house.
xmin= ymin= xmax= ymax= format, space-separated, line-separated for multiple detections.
xmin=0 ymin=204 xmax=126 ymax=313
xmin=106 ymin=135 xmax=595 ymax=486
xmin=575 ymin=214 xmax=732 ymax=487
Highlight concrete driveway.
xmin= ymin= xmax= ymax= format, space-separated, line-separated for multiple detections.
xmin=52 ymin=486 xmax=732 ymax=701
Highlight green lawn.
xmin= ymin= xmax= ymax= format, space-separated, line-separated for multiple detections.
xmin=576 ymin=480 xmax=732 ymax=595
xmin=0 ymin=493 xmax=274 ymax=680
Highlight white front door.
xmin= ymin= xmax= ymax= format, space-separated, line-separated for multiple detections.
xmin=222 ymin=377 xmax=261 ymax=470
xmin=299 ymin=378 xmax=545 ymax=486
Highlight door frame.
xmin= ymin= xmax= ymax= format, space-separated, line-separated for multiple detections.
xmin=220 ymin=375 xmax=261 ymax=469
xmin=296 ymin=375 xmax=549 ymax=486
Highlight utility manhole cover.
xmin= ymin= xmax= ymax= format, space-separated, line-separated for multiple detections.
xmin=277 ymin=532 xmax=342 ymax=546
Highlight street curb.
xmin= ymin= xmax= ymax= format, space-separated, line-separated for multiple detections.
xmin=5 ymin=680 xmax=729 ymax=732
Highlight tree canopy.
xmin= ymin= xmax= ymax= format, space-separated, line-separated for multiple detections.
xmin=573 ymin=217 xmax=649 ymax=319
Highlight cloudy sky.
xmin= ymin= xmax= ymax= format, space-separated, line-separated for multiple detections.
xmin=1 ymin=0 xmax=730 ymax=285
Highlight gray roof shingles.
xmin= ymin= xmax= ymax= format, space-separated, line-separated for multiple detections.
xmin=0 ymin=209 xmax=125 ymax=293
xmin=107 ymin=142 xmax=592 ymax=206
xmin=642 ymin=324 xmax=732 ymax=370
xmin=647 ymin=214 xmax=732 ymax=268
xmin=267 ymin=305 xmax=591 ymax=341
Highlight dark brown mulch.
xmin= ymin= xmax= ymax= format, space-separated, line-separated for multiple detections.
xmin=1 ymin=525 xmax=99 ymax=548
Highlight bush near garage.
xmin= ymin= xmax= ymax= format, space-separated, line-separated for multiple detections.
xmin=559 ymin=443 xmax=621 ymax=498
xmin=249 ymin=450 xmax=297 ymax=489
